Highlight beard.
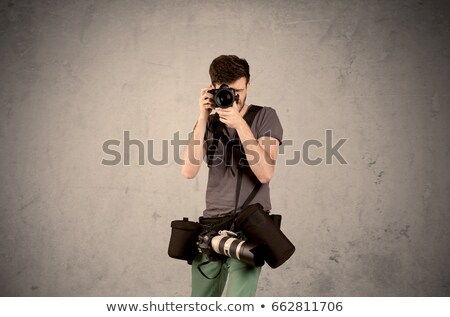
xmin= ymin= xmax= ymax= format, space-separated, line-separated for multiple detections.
xmin=238 ymin=94 xmax=247 ymax=111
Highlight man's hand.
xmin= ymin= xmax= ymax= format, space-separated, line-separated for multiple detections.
xmin=198 ymin=85 xmax=215 ymax=120
xmin=216 ymin=101 xmax=245 ymax=129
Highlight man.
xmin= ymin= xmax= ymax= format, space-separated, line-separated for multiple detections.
xmin=181 ymin=55 xmax=283 ymax=296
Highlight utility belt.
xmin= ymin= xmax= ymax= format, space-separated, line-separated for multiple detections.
xmin=168 ymin=202 xmax=295 ymax=270
xmin=198 ymin=214 xmax=236 ymax=232
xmin=199 ymin=210 xmax=281 ymax=232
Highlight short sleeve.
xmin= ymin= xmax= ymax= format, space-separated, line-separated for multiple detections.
xmin=254 ymin=106 xmax=283 ymax=145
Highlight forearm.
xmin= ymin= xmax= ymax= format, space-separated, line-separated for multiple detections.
xmin=181 ymin=116 xmax=208 ymax=179
xmin=235 ymin=120 xmax=275 ymax=184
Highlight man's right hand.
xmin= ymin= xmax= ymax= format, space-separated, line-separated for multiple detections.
xmin=198 ymin=85 xmax=215 ymax=120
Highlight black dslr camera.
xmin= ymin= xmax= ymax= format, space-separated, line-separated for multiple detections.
xmin=208 ymin=84 xmax=239 ymax=108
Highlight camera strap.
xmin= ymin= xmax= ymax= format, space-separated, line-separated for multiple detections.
xmin=234 ymin=168 xmax=261 ymax=214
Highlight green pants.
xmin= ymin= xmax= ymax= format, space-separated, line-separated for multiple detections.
xmin=191 ymin=253 xmax=262 ymax=297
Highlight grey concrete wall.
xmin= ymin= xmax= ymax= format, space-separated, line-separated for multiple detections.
xmin=1 ymin=0 xmax=449 ymax=296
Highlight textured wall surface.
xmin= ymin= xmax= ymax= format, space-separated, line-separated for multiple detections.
xmin=1 ymin=0 xmax=449 ymax=296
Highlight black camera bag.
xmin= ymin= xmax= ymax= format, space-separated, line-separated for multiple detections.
xmin=235 ymin=203 xmax=295 ymax=268
xmin=168 ymin=217 xmax=203 ymax=264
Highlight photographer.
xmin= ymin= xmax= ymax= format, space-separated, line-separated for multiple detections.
xmin=181 ymin=55 xmax=283 ymax=297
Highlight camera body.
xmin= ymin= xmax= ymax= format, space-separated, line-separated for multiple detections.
xmin=208 ymin=84 xmax=239 ymax=108
xmin=197 ymin=229 xmax=264 ymax=267
xmin=196 ymin=229 xmax=219 ymax=257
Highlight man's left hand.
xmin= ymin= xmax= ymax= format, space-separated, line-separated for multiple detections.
xmin=216 ymin=101 xmax=245 ymax=129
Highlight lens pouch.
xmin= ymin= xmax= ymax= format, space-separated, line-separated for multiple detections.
xmin=235 ymin=203 xmax=295 ymax=268
xmin=168 ymin=217 xmax=203 ymax=264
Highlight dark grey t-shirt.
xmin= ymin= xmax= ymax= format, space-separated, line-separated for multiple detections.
xmin=202 ymin=105 xmax=283 ymax=218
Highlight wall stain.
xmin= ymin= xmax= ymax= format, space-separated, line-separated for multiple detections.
xmin=329 ymin=249 xmax=340 ymax=263
xmin=383 ymin=223 xmax=411 ymax=242
xmin=374 ymin=171 xmax=384 ymax=184
xmin=152 ymin=212 xmax=161 ymax=221
xmin=422 ymin=183 xmax=432 ymax=213
xmin=431 ymin=94 xmax=441 ymax=121
xmin=376 ymin=195 xmax=382 ymax=213
xmin=397 ymin=225 xmax=410 ymax=240
xmin=310 ymin=273 xmax=335 ymax=296
xmin=16 ymin=195 xmax=40 ymax=212
xmin=364 ymin=253 xmax=402 ymax=291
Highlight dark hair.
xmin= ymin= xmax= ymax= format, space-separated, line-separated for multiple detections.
xmin=209 ymin=55 xmax=250 ymax=85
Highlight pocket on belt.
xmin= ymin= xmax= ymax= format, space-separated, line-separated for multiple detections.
xmin=235 ymin=203 xmax=296 ymax=268
xmin=168 ymin=217 xmax=203 ymax=264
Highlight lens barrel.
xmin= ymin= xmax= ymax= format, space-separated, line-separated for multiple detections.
xmin=210 ymin=234 xmax=264 ymax=267
xmin=208 ymin=84 xmax=236 ymax=108
xmin=214 ymin=89 xmax=235 ymax=108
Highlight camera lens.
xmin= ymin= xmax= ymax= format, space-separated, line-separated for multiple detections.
xmin=215 ymin=89 xmax=234 ymax=108
xmin=210 ymin=234 xmax=264 ymax=267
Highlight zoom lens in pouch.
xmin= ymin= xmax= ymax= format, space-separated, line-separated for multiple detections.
xmin=168 ymin=217 xmax=203 ymax=264
xmin=235 ymin=203 xmax=296 ymax=268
